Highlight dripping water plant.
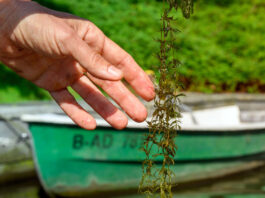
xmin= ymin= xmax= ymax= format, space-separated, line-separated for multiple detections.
xmin=139 ymin=0 xmax=193 ymax=197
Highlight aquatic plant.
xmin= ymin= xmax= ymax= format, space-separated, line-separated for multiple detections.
xmin=139 ymin=0 xmax=193 ymax=197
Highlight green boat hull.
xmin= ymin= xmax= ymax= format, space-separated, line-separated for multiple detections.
xmin=29 ymin=123 xmax=265 ymax=197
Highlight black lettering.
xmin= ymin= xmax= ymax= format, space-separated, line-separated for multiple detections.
xmin=91 ymin=134 xmax=100 ymax=148
xmin=103 ymin=134 xmax=113 ymax=149
xmin=73 ymin=135 xmax=84 ymax=149
xmin=122 ymin=135 xmax=129 ymax=148
xmin=129 ymin=136 xmax=138 ymax=149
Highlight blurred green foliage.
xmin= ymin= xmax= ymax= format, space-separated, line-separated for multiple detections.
xmin=0 ymin=0 xmax=264 ymax=102
xmin=178 ymin=0 xmax=265 ymax=92
xmin=0 ymin=66 xmax=50 ymax=103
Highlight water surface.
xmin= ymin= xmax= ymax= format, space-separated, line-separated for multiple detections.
xmin=0 ymin=166 xmax=264 ymax=198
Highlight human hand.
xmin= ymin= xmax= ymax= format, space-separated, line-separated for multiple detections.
xmin=0 ymin=0 xmax=155 ymax=130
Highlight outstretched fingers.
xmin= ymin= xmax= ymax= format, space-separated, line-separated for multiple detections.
xmin=71 ymin=76 xmax=128 ymax=130
xmin=61 ymin=30 xmax=123 ymax=81
xmin=86 ymin=73 xmax=148 ymax=123
xmin=100 ymin=38 xmax=156 ymax=101
xmin=50 ymin=89 xmax=96 ymax=130
xmin=72 ymin=21 xmax=155 ymax=101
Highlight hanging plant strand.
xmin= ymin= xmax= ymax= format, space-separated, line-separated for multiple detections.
xmin=139 ymin=0 xmax=193 ymax=197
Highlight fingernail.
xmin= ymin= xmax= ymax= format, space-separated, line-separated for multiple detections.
xmin=148 ymin=85 xmax=155 ymax=94
xmin=146 ymin=86 xmax=155 ymax=101
xmin=148 ymin=84 xmax=155 ymax=91
xmin=108 ymin=65 xmax=123 ymax=78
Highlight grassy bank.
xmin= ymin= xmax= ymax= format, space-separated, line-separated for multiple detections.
xmin=0 ymin=0 xmax=264 ymax=102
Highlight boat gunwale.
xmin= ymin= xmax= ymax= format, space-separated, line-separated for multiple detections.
xmin=25 ymin=121 xmax=265 ymax=136
xmin=20 ymin=113 xmax=265 ymax=133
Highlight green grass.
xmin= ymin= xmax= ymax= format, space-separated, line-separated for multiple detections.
xmin=0 ymin=0 xmax=264 ymax=102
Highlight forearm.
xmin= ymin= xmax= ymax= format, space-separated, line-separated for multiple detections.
xmin=0 ymin=1 xmax=14 ymax=61
xmin=0 ymin=0 xmax=31 ymax=4
xmin=0 ymin=0 xmax=18 ymax=26
xmin=0 ymin=0 xmax=37 ymax=59
xmin=0 ymin=0 xmax=17 ymax=11
xmin=0 ymin=0 xmax=32 ymax=22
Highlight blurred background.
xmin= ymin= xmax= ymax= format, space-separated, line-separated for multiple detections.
xmin=0 ymin=0 xmax=264 ymax=198
xmin=0 ymin=0 xmax=264 ymax=103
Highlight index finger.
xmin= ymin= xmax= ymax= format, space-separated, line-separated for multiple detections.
xmin=69 ymin=20 xmax=155 ymax=101
xmin=101 ymin=38 xmax=155 ymax=101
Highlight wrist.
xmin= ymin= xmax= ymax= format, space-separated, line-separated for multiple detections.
xmin=0 ymin=0 xmax=31 ymax=3
xmin=0 ymin=0 xmax=32 ymax=16
xmin=0 ymin=0 xmax=34 ymax=33
xmin=0 ymin=0 xmax=18 ymax=21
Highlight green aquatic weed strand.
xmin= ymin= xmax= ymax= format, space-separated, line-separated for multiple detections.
xmin=139 ymin=0 xmax=193 ymax=197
